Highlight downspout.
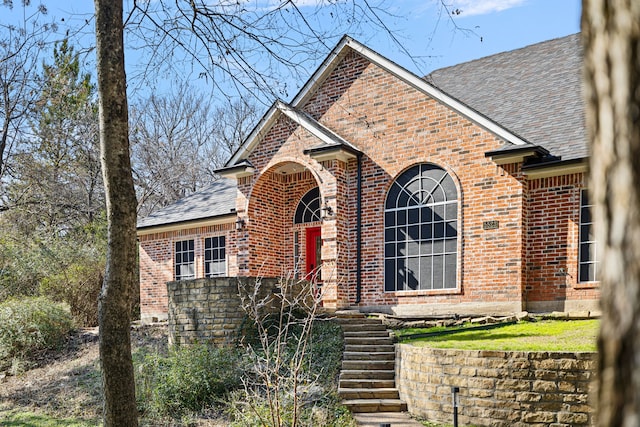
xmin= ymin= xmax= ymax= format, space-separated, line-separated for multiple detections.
xmin=355 ymin=153 xmax=363 ymax=304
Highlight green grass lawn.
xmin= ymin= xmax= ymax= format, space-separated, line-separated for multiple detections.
xmin=400 ymin=319 xmax=599 ymax=352
xmin=0 ymin=411 xmax=98 ymax=427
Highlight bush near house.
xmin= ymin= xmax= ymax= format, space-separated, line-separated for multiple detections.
xmin=0 ymin=296 xmax=75 ymax=375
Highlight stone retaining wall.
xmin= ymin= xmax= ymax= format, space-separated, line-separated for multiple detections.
xmin=396 ymin=345 xmax=597 ymax=427
xmin=167 ymin=277 xmax=280 ymax=346
xmin=167 ymin=277 xmax=314 ymax=346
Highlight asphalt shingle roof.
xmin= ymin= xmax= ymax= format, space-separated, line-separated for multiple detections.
xmin=137 ymin=178 xmax=237 ymax=229
xmin=426 ymin=33 xmax=586 ymax=160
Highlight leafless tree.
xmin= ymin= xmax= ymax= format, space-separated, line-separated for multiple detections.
xmin=123 ymin=0 xmax=405 ymax=104
xmin=93 ymin=0 xmax=139 ymax=425
xmin=130 ymin=84 xmax=255 ymax=216
xmin=0 ymin=2 xmax=55 ymax=185
xmin=582 ymin=1 xmax=640 ymax=425
xmin=131 ymin=89 xmax=257 ymax=216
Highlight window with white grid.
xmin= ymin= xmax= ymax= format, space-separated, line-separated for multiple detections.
xmin=579 ymin=189 xmax=599 ymax=282
xmin=175 ymin=239 xmax=195 ymax=280
xmin=384 ymin=164 xmax=458 ymax=291
xmin=204 ymin=236 xmax=226 ymax=277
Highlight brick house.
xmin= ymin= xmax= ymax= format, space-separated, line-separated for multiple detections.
xmin=137 ymin=33 xmax=599 ymax=322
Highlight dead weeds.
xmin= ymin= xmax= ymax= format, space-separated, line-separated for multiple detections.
xmin=0 ymin=324 xmax=169 ymax=424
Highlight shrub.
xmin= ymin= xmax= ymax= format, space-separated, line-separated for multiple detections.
xmin=136 ymin=343 xmax=247 ymax=418
xmin=0 ymin=296 xmax=75 ymax=374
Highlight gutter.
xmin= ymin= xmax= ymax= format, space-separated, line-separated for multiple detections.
xmin=355 ymin=153 xmax=363 ymax=304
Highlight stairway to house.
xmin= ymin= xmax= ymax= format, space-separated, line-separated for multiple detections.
xmin=337 ymin=311 xmax=408 ymax=413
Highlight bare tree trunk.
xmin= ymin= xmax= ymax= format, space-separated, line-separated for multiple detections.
xmin=582 ymin=1 xmax=640 ymax=425
xmin=94 ymin=1 xmax=139 ymax=425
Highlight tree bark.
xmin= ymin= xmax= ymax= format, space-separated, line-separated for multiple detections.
xmin=582 ymin=1 xmax=640 ymax=425
xmin=93 ymin=1 xmax=139 ymax=426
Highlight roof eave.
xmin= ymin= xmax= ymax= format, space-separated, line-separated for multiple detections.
xmin=522 ymin=157 xmax=588 ymax=179
xmin=303 ymin=144 xmax=361 ymax=163
xmin=137 ymin=213 xmax=237 ymax=236
xmin=485 ymin=145 xmax=550 ymax=165
xmin=215 ymin=160 xmax=256 ymax=179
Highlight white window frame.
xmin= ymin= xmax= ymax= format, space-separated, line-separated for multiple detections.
xmin=175 ymin=239 xmax=195 ymax=280
xmin=204 ymin=236 xmax=227 ymax=277
xmin=578 ymin=189 xmax=599 ymax=282
xmin=384 ymin=164 xmax=459 ymax=292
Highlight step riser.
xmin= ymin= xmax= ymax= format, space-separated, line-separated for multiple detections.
xmin=342 ymin=401 xmax=408 ymax=413
xmin=342 ymin=361 xmax=395 ymax=370
xmin=344 ymin=338 xmax=394 ymax=346
xmin=340 ymin=324 xmax=388 ymax=332
xmin=339 ymin=379 xmax=396 ymax=389
xmin=345 ymin=345 xmax=395 ymax=353
xmin=339 ymin=389 xmax=400 ymax=400
xmin=343 ymin=330 xmax=390 ymax=338
xmin=343 ymin=352 xmax=395 ymax=361
xmin=340 ymin=370 xmax=395 ymax=380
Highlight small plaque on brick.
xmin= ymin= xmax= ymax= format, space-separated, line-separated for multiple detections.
xmin=483 ymin=220 xmax=499 ymax=230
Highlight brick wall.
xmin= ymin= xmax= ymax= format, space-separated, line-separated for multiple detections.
xmin=525 ymin=173 xmax=600 ymax=312
xmin=303 ymin=51 xmax=526 ymax=313
xmin=396 ymin=345 xmax=596 ymax=426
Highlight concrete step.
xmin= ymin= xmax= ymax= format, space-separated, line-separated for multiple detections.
xmin=343 ymin=351 xmax=395 ymax=361
xmin=342 ymin=399 xmax=408 ymax=413
xmin=340 ymin=322 xmax=388 ymax=332
xmin=345 ymin=344 xmax=395 ymax=353
xmin=343 ymin=329 xmax=390 ymax=338
xmin=336 ymin=310 xmax=366 ymax=319
xmin=343 ymin=336 xmax=394 ymax=346
xmin=342 ymin=360 xmax=395 ymax=371
xmin=338 ymin=387 xmax=401 ymax=400
xmin=340 ymin=369 xmax=395 ymax=380
xmin=339 ymin=378 xmax=396 ymax=389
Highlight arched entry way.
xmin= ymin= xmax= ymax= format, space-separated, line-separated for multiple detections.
xmin=234 ymin=157 xmax=353 ymax=310
xmin=242 ymin=161 xmax=325 ymax=279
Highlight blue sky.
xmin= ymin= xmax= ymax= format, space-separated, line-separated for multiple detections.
xmin=370 ymin=0 xmax=582 ymax=75
xmin=2 ymin=0 xmax=582 ymax=100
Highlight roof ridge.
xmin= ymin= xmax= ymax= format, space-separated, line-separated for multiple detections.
xmin=426 ymin=32 xmax=580 ymax=78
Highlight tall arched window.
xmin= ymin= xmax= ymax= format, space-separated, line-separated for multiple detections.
xmin=384 ymin=164 xmax=458 ymax=291
xmin=294 ymin=187 xmax=321 ymax=224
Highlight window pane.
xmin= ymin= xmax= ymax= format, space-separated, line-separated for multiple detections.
xmin=408 ymin=208 xmax=420 ymax=224
xmin=397 ymin=210 xmax=407 ymax=225
xmin=396 ymin=258 xmax=406 ymax=291
xmin=445 ymin=203 xmax=457 ymax=220
xmin=407 ymin=257 xmax=419 ymax=290
xmin=421 ymin=223 xmax=432 ymax=239
xmin=385 ymin=227 xmax=395 ymax=242
xmin=407 ymin=225 xmax=420 ymax=241
xmin=385 ymin=211 xmax=395 ymax=226
xmin=420 ymin=240 xmax=433 ymax=255
xmin=444 ymin=254 xmax=457 ymax=288
xmin=385 ymin=259 xmax=396 ymax=291
xmin=445 ymin=238 xmax=457 ymax=252
xmin=421 ymin=207 xmax=433 ymax=222
xmin=419 ymin=256 xmax=432 ymax=290
xmin=407 ymin=239 xmax=420 ymax=256
xmin=441 ymin=175 xmax=457 ymax=200
xmin=432 ymin=255 xmax=444 ymax=289
xmin=445 ymin=221 xmax=457 ymax=237
xmin=385 ymin=243 xmax=395 ymax=258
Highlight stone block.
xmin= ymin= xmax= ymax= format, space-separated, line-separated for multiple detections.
xmin=557 ymin=411 xmax=589 ymax=425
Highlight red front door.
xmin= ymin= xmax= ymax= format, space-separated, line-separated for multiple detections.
xmin=305 ymin=227 xmax=322 ymax=281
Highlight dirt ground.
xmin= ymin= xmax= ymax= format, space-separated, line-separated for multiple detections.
xmin=0 ymin=324 xmax=227 ymax=425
